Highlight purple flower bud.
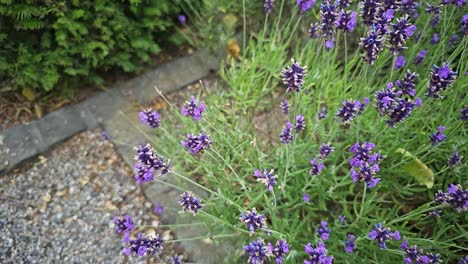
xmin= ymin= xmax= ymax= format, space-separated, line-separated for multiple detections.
xmin=139 ymin=109 xmax=161 ymax=128
xmin=460 ymin=106 xmax=468 ymax=121
xmin=335 ymin=98 xmax=369 ymax=127
xmin=431 ymin=33 xmax=440 ymax=45
xmin=244 ymin=238 xmax=271 ymax=264
xmin=325 ymin=38 xmax=336 ymax=51
xmin=310 ymin=158 xmax=325 ymax=176
xmin=123 ymin=233 xmax=164 ymax=257
xmin=178 ymin=14 xmax=186 ymax=24
xmin=448 ymin=151 xmax=462 ymax=167
xmin=309 ymin=23 xmax=320 ymax=38
xmin=265 ymin=0 xmax=275 ymax=14
xmin=318 ymin=220 xmax=331 ymax=240
xmin=318 ymin=107 xmax=327 ymax=120
xmin=344 ymin=234 xmax=356 ymax=253
xmin=281 ymin=59 xmax=307 ymax=92
xmin=268 ymin=239 xmax=290 ymax=264
xmin=413 ymin=50 xmax=427 ymax=65
xmin=425 ymin=62 xmax=458 ymax=98
xmin=320 ymin=0 xmax=337 ymax=38
xmin=449 ymin=34 xmax=459 ymax=46
xmin=182 ymin=96 xmax=206 ymax=121
xmin=388 ymin=15 xmax=416 ymax=54
xmin=181 ymin=133 xmax=212 ymax=154
xmin=336 ymin=0 xmax=352 ymax=9
xmin=240 ymin=208 xmax=270 ymax=235
xmin=319 ymin=143 xmax=335 ymax=159
xmin=253 ymin=169 xmax=278 ymax=192
xmin=429 ymin=126 xmax=446 ymax=145
xmin=177 ymin=191 xmax=203 ymax=215
xmin=304 ymin=242 xmax=334 ymax=264
xmin=394 ymin=55 xmax=406 ymax=70
xmin=360 ymin=0 xmax=380 ymax=26
xmin=462 ymin=14 xmax=468 ymax=35
xmin=359 ymin=30 xmax=385 ymax=65
xmin=295 ymin=114 xmax=306 ymax=132
xmin=153 ymin=203 xmax=164 ymax=215
xmin=336 ymin=10 xmax=357 ymax=33
xmin=114 ymin=214 xmax=134 ymax=234
xmin=303 ymin=193 xmax=311 ymax=202
xmin=297 ymin=0 xmax=317 ymax=13
xmin=280 ymin=100 xmax=289 ymax=114
xmin=338 ymin=214 xmax=347 ymax=224
xmin=280 ymin=122 xmax=294 ymax=144
xmin=368 ymin=223 xmax=400 ymax=249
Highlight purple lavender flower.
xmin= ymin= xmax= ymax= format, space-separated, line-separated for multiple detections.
xmin=295 ymin=114 xmax=306 ymax=132
xmin=430 ymin=126 xmax=446 ymax=145
xmin=100 ymin=130 xmax=110 ymax=140
xmin=434 ymin=183 xmax=468 ymax=212
xmin=400 ymin=0 xmax=419 ymax=17
xmin=335 ymin=98 xmax=369 ymax=128
xmin=240 ymin=208 xmax=269 ymax=236
xmin=297 ymin=0 xmax=317 ymax=13
xmin=426 ymin=4 xmax=442 ymax=27
xmin=309 ymin=23 xmax=320 ymax=38
xmin=172 ymin=254 xmax=183 ymax=264
xmin=461 ymin=106 xmax=468 ymax=121
xmin=243 ymin=238 xmax=271 ymax=264
xmin=303 ymin=193 xmax=311 ymax=202
xmin=268 ymin=239 xmax=289 ymax=264
xmin=114 ymin=215 xmax=134 ymax=234
xmin=265 ymin=0 xmax=275 ymax=14
xmin=360 ymin=0 xmax=380 ymax=26
xmin=310 ymin=158 xmax=325 ymax=176
xmin=431 ymin=33 xmax=440 ymax=45
xmin=320 ymin=0 xmax=337 ymax=37
xmin=349 ymin=142 xmax=384 ymax=188
xmin=368 ymin=223 xmax=400 ymax=249
xmin=386 ymin=97 xmax=422 ymax=127
xmin=253 ymin=169 xmax=278 ymax=192
xmin=336 ymin=0 xmax=352 ymax=9
xmin=279 ymin=122 xmax=294 ymax=144
xmin=448 ymin=151 xmax=462 ymax=167
xmin=139 ymin=109 xmax=161 ymax=128
xmin=395 ymin=70 xmax=418 ymax=96
xmin=178 ymin=14 xmax=186 ymax=24
xmin=394 ymin=55 xmax=406 ymax=70
xmin=338 ymin=215 xmax=347 ymax=224
xmin=325 ymin=38 xmax=336 ymax=51
xmin=182 ymin=96 xmax=206 ymax=121
xmin=318 ymin=220 xmax=331 ymax=240
xmin=336 ymin=10 xmax=357 ymax=32
xmin=425 ymin=63 xmax=458 ymax=98
xmin=374 ymin=83 xmax=402 ymax=115
xmin=304 ymin=242 xmax=334 ymax=264
xmin=374 ymin=8 xmax=395 ymax=35
xmin=413 ymin=50 xmax=426 ymax=65
xmin=388 ymin=15 xmax=416 ymax=54
xmin=319 ymin=143 xmax=334 ymax=159
xmin=462 ymin=14 xmax=468 ymax=35
xmin=123 ymin=233 xmax=164 ymax=257
xmin=134 ymin=144 xmax=170 ymax=184
xmin=181 ymin=133 xmax=212 ymax=154
xmin=359 ymin=30 xmax=385 ymax=65
xmin=344 ymin=234 xmax=356 ymax=253
xmin=281 ymin=59 xmax=307 ymax=93
xmin=318 ymin=107 xmax=327 ymax=120
xmin=458 ymin=256 xmax=468 ymax=264
xmin=280 ymin=100 xmax=289 ymax=114
xmin=400 ymin=241 xmax=442 ymax=264
xmin=428 ymin=210 xmax=442 ymax=218
xmin=153 ymin=203 xmax=164 ymax=215
xmin=381 ymin=0 xmax=400 ymax=10
xmin=449 ymin=34 xmax=459 ymax=46
xmin=177 ymin=192 xmax=203 ymax=215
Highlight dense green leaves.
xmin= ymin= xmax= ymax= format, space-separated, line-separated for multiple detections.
xmin=0 ymin=0 xmax=186 ymax=93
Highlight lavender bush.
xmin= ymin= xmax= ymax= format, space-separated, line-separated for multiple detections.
xmin=113 ymin=1 xmax=467 ymax=263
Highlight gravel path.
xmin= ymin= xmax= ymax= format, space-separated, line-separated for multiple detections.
xmin=0 ymin=131 xmax=186 ymax=263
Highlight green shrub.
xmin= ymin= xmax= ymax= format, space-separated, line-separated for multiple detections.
xmin=0 ymin=0 xmax=185 ymax=93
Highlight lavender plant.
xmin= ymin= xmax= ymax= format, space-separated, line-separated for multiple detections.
xmin=112 ymin=0 xmax=467 ymax=263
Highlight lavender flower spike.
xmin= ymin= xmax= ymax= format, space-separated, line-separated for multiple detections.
xmin=281 ymin=59 xmax=307 ymax=93
xmin=448 ymin=151 xmax=462 ymax=167
xmin=319 ymin=143 xmax=334 ymax=159
xmin=181 ymin=96 xmax=206 ymax=121
xmin=359 ymin=30 xmax=385 ymax=65
xmin=429 ymin=126 xmax=446 ymax=145
xmin=253 ymin=169 xmax=278 ymax=192
xmin=297 ymin=0 xmax=316 ymax=14
xmin=139 ymin=109 xmax=161 ymax=128
xmin=304 ymin=242 xmax=334 ymax=264
xmin=434 ymin=183 xmax=468 ymax=212
xmin=279 ymin=122 xmax=294 ymax=144
xmin=394 ymin=55 xmax=406 ymax=70
xmin=318 ymin=220 xmax=331 ymax=240
xmin=368 ymin=223 xmax=400 ymax=249
xmin=123 ymin=233 xmax=164 ymax=257
xmin=240 ymin=207 xmax=270 ymax=236
xmin=344 ymin=234 xmax=356 ymax=253
xmin=113 ymin=214 xmax=134 ymax=234
xmin=243 ymin=238 xmax=272 ymax=264
xmin=413 ymin=50 xmax=427 ymax=65
xmin=336 ymin=10 xmax=357 ymax=32
xmin=280 ymin=100 xmax=289 ymax=114
xmin=388 ymin=15 xmax=417 ymax=54
xmin=181 ymin=133 xmax=212 ymax=155
xmin=335 ymin=98 xmax=369 ymax=127
xmin=360 ymin=0 xmax=379 ymax=26
xmin=268 ymin=239 xmax=290 ymax=264
xmin=320 ymin=0 xmax=337 ymax=37
xmin=425 ymin=62 xmax=458 ymax=98
xmin=310 ymin=158 xmax=325 ymax=176
xmin=295 ymin=114 xmax=306 ymax=132
xmin=461 ymin=106 xmax=468 ymax=121
xmin=265 ymin=0 xmax=275 ymax=14
xmin=177 ymin=191 xmax=204 ymax=215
